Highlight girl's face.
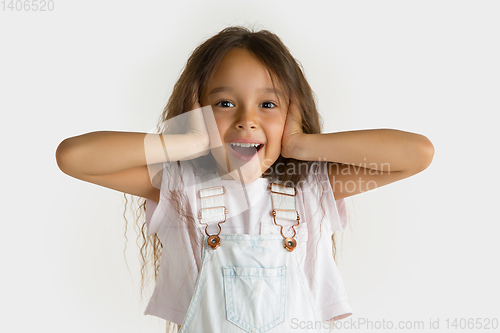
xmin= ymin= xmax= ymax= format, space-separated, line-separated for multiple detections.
xmin=201 ymin=48 xmax=288 ymax=183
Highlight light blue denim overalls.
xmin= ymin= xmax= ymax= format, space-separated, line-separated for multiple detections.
xmin=178 ymin=171 xmax=324 ymax=333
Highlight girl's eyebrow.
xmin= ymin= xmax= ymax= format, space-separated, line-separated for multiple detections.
xmin=208 ymin=86 xmax=284 ymax=98
xmin=260 ymin=87 xmax=285 ymax=99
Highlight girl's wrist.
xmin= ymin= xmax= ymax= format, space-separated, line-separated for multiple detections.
xmin=282 ymin=133 xmax=308 ymax=160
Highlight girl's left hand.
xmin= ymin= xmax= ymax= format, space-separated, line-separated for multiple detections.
xmin=281 ymin=98 xmax=304 ymax=159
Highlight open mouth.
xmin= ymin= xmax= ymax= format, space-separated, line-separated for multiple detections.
xmin=229 ymin=143 xmax=264 ymax=157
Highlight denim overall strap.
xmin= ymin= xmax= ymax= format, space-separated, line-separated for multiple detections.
xmin=197 ymin=172 xmax=227 ymax=249
xmin=270 ymin=183 xmax=300 ymax=252
xmin=270 ymin=183 xmax=298 ymax=220
xmin=197 ymin=172 xmax=226 ymax=225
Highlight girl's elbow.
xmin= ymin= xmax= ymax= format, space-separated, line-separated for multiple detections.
xmin=415 ymin=136 xmax=435 ymax=171
xmin=55 ymin=138 xmax=77 ymax=175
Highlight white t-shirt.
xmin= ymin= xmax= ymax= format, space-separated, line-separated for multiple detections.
xmin=143 ymin=160 xmax=352 ymax=325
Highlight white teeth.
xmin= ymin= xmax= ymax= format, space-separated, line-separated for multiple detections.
xmin=230 ymin=143 xmax=261 ymax=148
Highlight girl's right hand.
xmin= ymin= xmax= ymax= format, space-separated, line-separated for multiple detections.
xmin=186 ymin=95 xmax=211 ymax=157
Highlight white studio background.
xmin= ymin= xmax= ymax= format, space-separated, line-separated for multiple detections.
xmin=1 ymin=1 xmax=498 ymax=332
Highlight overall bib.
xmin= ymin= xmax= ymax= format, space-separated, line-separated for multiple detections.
xmin=178 ymin=172 xmax=324 ymax=333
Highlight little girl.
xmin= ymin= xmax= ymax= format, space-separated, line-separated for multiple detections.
xmin=56 ymin=26 xmax=434 ymax=332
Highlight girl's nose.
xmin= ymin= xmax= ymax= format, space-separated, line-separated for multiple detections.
xmin=235 ymin=107 xmax=258 ymax=130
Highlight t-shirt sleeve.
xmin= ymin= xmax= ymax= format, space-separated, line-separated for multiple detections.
xmin=302 ymin=161 xmax=349 ymax=232
xmin=144 ymin=160 xmax=196 ymax=236
xmin=332 ymin=191 xmax=349 ymax=231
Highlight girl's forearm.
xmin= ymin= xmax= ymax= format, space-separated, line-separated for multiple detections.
xmin=56 ymin=131 xmax=203 ymax=176
xmin=291 ymin=129 xmax=434 ymax=172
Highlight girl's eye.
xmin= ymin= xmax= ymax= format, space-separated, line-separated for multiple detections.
xmin=260 ymin=101 xmax=277 ymax=109
xmin=215 ymin=100 xmax=235 ymax=108
xmin=214 ymin=100 xmax=278 ymax=108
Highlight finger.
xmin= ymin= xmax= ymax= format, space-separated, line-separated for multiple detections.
xmin=190 ymin=84 xmax=201 ymax=111
xmin=187 ymin=107 xmax=206 ymax=134
xmin=291 ymin=99 xmax=303 ymax=124
xmin=285 ymin=99 xmax=297 ymax=125
xmin=201 ymin=105 xmax=223 ymax=149
xmin=201 ymin=105 xmax=229 ymax=174
xmin=192 ymin=100 xmax=201 ymax=111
